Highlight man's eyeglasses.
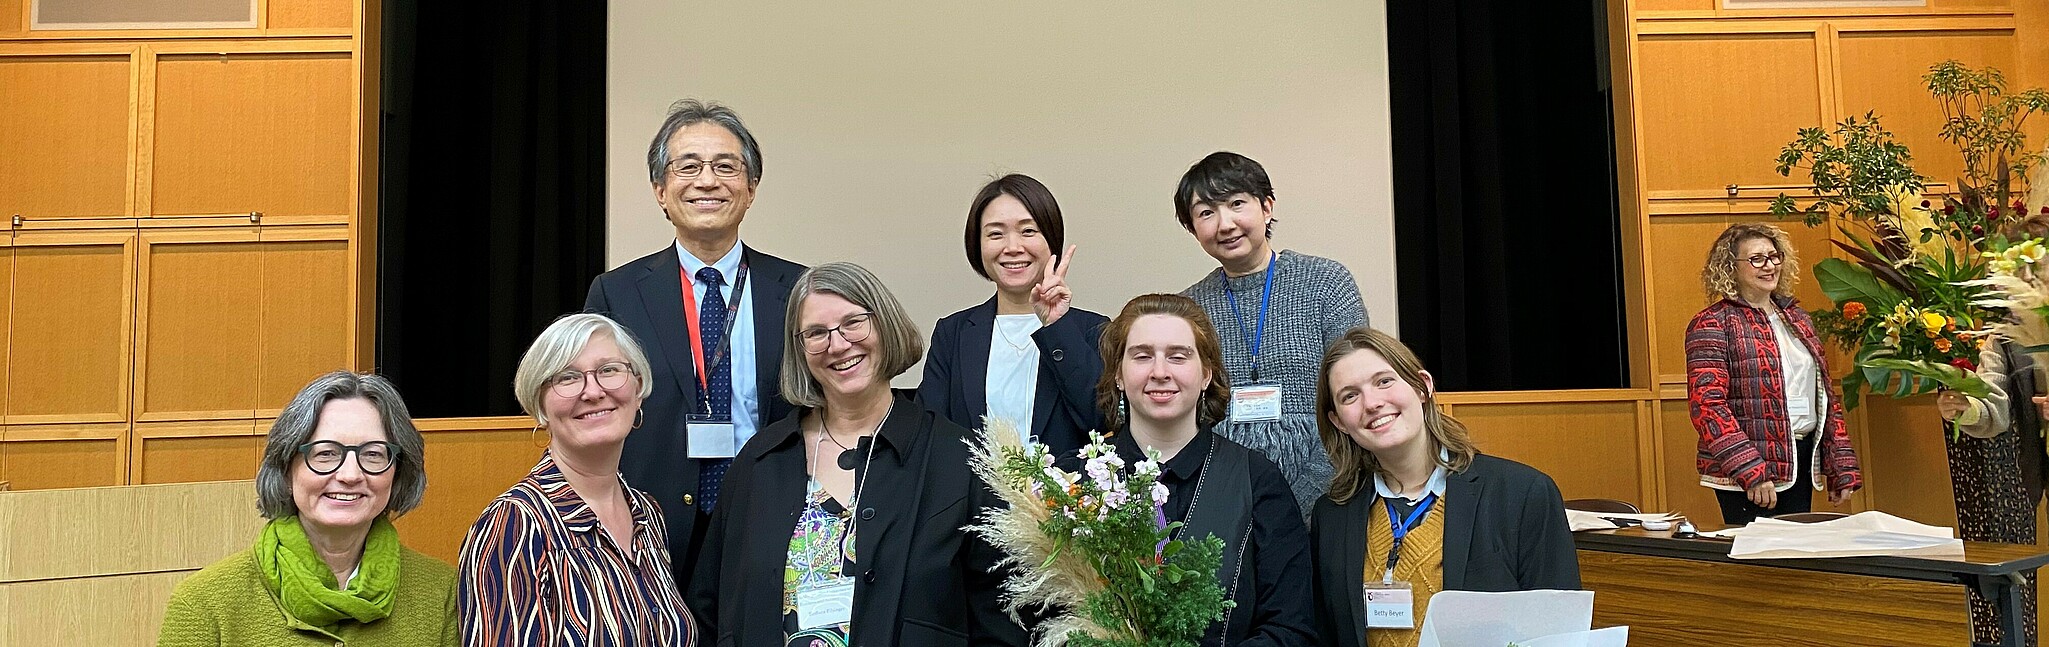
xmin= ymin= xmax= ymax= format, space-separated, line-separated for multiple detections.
xmin=665 ymin=158 xmax=747 ymax=180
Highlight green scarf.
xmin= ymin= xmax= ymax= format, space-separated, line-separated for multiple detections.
xmin=256 ymin=515 xmax=401 ymax=629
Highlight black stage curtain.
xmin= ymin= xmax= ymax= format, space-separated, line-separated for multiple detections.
xmin=376 ymin=0 xmax=607 ymax=417
xmin=1388 ymin=0 xmax=1629 ymax=391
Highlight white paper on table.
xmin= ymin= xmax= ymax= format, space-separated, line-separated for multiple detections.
xmin=1416 ymin=589 xmax=1593 ymax=647
xmin=1727 ymin=511 xmax=1964 ymax=560
xmin=1514 ymin=626 xmax=1630 ymax=647
xmin=1564 ymin=509 xmax=1681 ymax=532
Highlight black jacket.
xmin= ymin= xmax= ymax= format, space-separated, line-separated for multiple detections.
xmin=1309 ymin=453 xmax=1580 ymax=647
xmin=685 ymin=396 xmax=1027 ymax=647
xmin=582 ymin=244 xmax=805 ymax=584
xmin=917 ymin=298 xmax=1109 ymax=459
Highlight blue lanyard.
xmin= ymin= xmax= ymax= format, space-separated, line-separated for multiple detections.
xmin=1382 ymin=493 xmax=1437 ymax=580
xmin=1221 ymin=251 xmax=1277 ymax=383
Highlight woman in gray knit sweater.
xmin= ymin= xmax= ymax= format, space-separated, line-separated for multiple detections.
xmin=1174 ymin=152 xmax=1370 ymax=516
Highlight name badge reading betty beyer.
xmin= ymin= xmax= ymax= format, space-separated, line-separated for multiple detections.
xmin=1363 ymin=581 xmax=1415 ymax=629
xmin=796 ymin=580 xmax=856 ymax=630
xmin=685 ymin=414 xmax=737 ymax=459
xmin=1230 ymin=384 xmax=1284 ymax=423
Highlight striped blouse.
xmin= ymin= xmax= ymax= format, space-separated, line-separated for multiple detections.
xmin=457 ymin=452 xmax=699 ymax=646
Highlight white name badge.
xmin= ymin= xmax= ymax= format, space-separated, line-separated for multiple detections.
xmin=795 ymin=580 xmax=856 ymax=630
xmin=685 ymin=415 xmax=737 ymax=458
xmin=1363 ymin=581 xmax=1415 ymax=629
xmin=1788 ymin=396 xmax=1814 ymax=418
xmin=1230 ymin=384 xmax=1284 ymax=422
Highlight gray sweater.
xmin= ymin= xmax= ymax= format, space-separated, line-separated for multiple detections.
xmin=1182 ymin=250 xmax=1370 ymax=517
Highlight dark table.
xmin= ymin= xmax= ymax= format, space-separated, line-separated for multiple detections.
xmin=1576 ymin=526 xmax=2049 ymax=647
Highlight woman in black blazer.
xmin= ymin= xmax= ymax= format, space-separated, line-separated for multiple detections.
xmin=686 ymin=262 xmax=1024 ymax=647
xmin=919 ymin=174 xmax=1108 ymax=459
xmin=1309 ymin=327 xmax=1578 ymax=647
xmin=1061 ymin=293 xmax=1315 ymax=647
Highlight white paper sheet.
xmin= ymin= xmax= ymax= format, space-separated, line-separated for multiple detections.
xmin=1417 ymin=590 xmax=1595 ymax=647
xmin=1727 ymin=511 xmax=1963 ymax=560
xmin=1515 ymin=626 xmax=1630 ymax=647
xmin=1565 ymin=509 xmax=1680 ymax=532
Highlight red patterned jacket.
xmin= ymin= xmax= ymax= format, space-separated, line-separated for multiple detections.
xmin=1686 ymin=296 xmax=1862 ymax=493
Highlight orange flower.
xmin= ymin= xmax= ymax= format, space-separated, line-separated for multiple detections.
xmin=1934 ymin=338 xmax=1953 ymax=352
xmin=1842 ymin=302 xmax=1867 ymax=320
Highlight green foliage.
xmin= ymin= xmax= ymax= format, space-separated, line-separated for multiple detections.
xmin=1770 ymin=112 xmax=1924 ymax=226
xmin=1924 ymin=60 xmax=2049 ymax=194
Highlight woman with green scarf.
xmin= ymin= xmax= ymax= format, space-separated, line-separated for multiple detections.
xmin=159 ymin=371 xmax=458 ymax=646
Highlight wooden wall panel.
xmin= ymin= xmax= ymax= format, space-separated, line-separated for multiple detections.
xmin=0 ymin=480 xmax=264 ymax=646
xmin=137 ymin=433 xmax=260 ymax=485
xmin=136 ymin=233 xmax=262 ymax=420
xmin=0 ymin=438 xmax=119 ymax=490
xmin=151 ymin=53 xmax=351 ymax=217
xmin=1449 ymin=401 xmax=1643 ymax=503
xmin=0 ymin=479 xmax=259 ymax=581
xmin=0 ymin=0 xmax=20 ymax=35
xmin=5 ymin=234 xmax=132 ymax=423
xmin=256 ymin=238 xmax=350 ymax=410
xmin=1637 ymin=0 xmax=1713 ymax=12
xmin=0 ymin=570 xmax=190 ymax=646
xmin=1856 ymin=394 xmax=1959 ymax=527
xmin=1636 ymin=34 xmax=1824 ymax=194
xmin=395 ymin=420 xmax=545 ymax=564
xmin=1837 ymin=30 xmax=2018 ymax=187
xmin=267 ymin=0 xmax=352 ymax=31
xmin=1645 ymin=214 xmax=1832 ymax=384
xmin=0 ymin=55 xmax=130 ymax=220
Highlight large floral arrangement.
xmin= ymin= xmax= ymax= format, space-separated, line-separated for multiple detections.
xmin=968 ymin=421 xmax=1231 ymax=647
xmin=1770 ymin=60 xmax=2047 ymax=409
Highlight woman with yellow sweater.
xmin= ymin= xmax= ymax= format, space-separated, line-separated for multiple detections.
xmin=1307 ymin=328 xmax=1578 ymax=647
xmin=158 ymin=372 xmax=458 ymax=646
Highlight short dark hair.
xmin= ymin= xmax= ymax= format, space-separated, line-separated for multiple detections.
xmin=1172 ymin=151 xmax=1277 ymax=231
xmin=963 ymin=174 xmax=1067 ymax=280
xmin=646 ymin=99 xmax=763 ymax=185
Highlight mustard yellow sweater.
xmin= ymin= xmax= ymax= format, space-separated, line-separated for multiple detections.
xmin=157 ymin=545 xmax=459 ymax=646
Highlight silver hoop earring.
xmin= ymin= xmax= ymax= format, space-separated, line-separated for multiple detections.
xmin=633 ymin=408 xmax=645 ymax=430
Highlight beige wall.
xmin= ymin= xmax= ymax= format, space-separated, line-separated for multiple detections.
xmin=606 ymin=1 xmax=1399 ymax=384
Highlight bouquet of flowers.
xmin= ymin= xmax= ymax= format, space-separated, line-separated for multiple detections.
xmin=1771 ymin=60 xmax=2048 ymax=409
xmin=968 ymin=420 xmax=1231 ymax=647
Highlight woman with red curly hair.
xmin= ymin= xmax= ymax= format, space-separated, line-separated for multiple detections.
xmin=1686 ymin=223 xmax=1861 ymax=525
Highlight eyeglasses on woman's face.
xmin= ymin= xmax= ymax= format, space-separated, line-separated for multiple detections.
xmin=1745 ymin=252 xmax=1785 ymax=269
xmin=797 ymin=313 xmax=875 ymax=354
xmin=549 ymin=362 xmax=639 ymax=398
xmin=298 ymin=440 xmax=399 ymax=475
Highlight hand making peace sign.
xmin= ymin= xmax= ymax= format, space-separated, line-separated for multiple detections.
xmin=1031 ymin=245 xmax=1078 ymax=326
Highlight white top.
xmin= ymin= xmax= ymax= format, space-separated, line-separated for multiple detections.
xmin=984 ymin=314 xmax=1042 ymax=444
xmin=672 ymin=239 xmax=760 ymax=447
xmin=1767 ymin=310 xmax=1824 ymax=438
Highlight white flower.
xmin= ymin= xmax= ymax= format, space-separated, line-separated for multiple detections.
xmin=1085 ymin=455 xmax=1121 ymax=490
xmin=1103 ymin=489 xmax=1131 ymax=510
xmin=1151 ymin=482 xmax=1170 ymax=506
xmin=1132 ymin=459 xmax=1161 ymax=478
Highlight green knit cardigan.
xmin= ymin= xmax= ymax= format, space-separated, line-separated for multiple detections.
xmin=157 ymin=545 xmax=459 ymax=646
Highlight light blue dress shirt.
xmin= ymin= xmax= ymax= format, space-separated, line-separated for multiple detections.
xmin=674 ymin=240 xmax=760 ymax=448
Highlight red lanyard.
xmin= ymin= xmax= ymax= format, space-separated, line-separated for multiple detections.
xmin=679 ymin=261 xmax=750 ymax=394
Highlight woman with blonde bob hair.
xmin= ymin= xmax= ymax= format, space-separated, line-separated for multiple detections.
xmin=457 ymin=313 xmax=700 ymax=645
xmin=686 ymin=262 xmax=1024 ymax=646
xmin=1686 ymin=222 xmax=1860 ymax=526
xmin=1066 ymin=293 xmax=1316 ymax=647
xmin=1309 ymin=327 xmax=1577 ymax=647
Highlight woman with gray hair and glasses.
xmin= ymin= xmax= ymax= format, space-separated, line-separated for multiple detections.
xmin=158 ymin=371 xmax=458 ymax=646
xmin=457 ymin=313 xmax=699 ymax=645
xmin=685 ymin=262 xmax=1025 ymax=647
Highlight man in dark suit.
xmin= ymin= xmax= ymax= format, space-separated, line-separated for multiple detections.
xmin=584 ymin=99 xmax=804 ymax=584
